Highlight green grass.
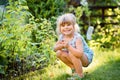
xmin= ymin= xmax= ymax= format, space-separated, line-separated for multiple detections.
xmin=14 ymin=48 xmax=120 ymax=80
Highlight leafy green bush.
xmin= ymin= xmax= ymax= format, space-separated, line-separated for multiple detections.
xmin=0 ymin=23 xmax=34 ymax=77
xmin=31 ymin=18 xmax=56 ymax=66
xmin=26 ymin=0 xmax=66 ymax=18
xmin=89 ymin=25 xmax=120 ymax=49
xmin=0 ymin=0 xmax=57 ymax=79
xmin=89 ymin=7 xmax=120 ymax=49
xmin=0 ymin=0 xmax=32 ymax=76
xmin=88 ymin=0 xmax=120 ymax=6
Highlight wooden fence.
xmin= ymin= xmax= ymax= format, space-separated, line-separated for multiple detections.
xmin=88 ymin=5 xmax=120 ymax=27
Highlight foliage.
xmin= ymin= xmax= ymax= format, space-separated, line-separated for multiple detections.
xmin=26 ymin=0 xmax=66 ymax=19
xmin=88 ymin=0 xmax=120 ymax=6
xmin=0 ymin=0 xmax=120 ymax=79
xmin=89 ymin=7 xmax=120 ymax=49
xmin=89 ymin=25 xmax=120 ymax=49
xmin=13 ymin=48 xmax=120 ymax=80
xmin=31 ymin=18 xmax=56 ymax=66
xmin=0 ymin=0 xmax=8 ymax=5
xmin=0 ymin=0 xmax=31 ymax=75
xmin=0 ymin=0 xmax=57 ymax=79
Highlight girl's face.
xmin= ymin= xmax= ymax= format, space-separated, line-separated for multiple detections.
xmin=60 ymin=22 xmax=74 ymax=36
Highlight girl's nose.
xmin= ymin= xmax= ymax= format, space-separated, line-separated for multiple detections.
xmin=64 ymin=25 xmax=68 ymax=28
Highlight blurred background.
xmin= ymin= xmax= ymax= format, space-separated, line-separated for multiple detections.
xmin=0 ymin=0 xmax=120 ymax=80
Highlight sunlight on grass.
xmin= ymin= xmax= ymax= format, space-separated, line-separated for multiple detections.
xmin=14 ymin=61 xmax=71 ymax=80
xmin=40 ymin=61 xmax=72 ymax=80
xmin=83 ymin=48 xmax=120 ymax=80
xmin=14 ymin=48 xmax=120 ymax=80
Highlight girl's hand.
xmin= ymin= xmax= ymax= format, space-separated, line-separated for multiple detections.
xmin=57 ymin=43 xmax=64 ymax=50
xmin=62 ymin=40 xmax=69 ymax=49
xmin=54 ymin=41 xmax=64 ymax=51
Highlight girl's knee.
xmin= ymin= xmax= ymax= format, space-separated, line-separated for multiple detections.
xmin=56 ymin=50 xmax=68 ymax=58
xmin=62 ymin=53 xmax=68 ymax=58
xmin=56 ymin=50 xmax=62 ymax=58
xmin=69 ymin=54 xmax=80 ymax=62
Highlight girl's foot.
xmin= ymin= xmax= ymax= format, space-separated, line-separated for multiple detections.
xmin=67 ymin=77 xmax=75 ymax=80
xmin=67 ymin=73 xmax=83 ymax=80
xmin=72 ymin=73 xmax=83 ymax=80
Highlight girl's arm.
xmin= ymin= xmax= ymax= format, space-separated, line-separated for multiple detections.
xmin=64 ymin=38 xmax=84 ymax=58
xmin=53 ymin=41 xmax=64 ymax=52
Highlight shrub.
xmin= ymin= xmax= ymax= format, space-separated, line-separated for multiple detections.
xmin=26 ymin=0 xmax=66 ymax=19
xmin=0 ymin=0 xmax=57 ymax=79
xmin=89 ymin=25 xmax=120 ymax=49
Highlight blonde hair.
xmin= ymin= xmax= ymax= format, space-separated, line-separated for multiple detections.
xmin=56 ymin=13 xmax=80 ymax=35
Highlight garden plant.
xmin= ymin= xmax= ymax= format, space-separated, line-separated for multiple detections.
xmin=0 ymin=0 xmax=120 ymax=80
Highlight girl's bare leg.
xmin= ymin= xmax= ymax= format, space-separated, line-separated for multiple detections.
xmin=56 ymin=50 xmax=88 ymax=78
xmin=69 ymin=53 xmax=84 ymax=78
xmin=56 ymin=50 xmax=74 ymax=69
xmin=80 ymin=54 xmax=90 ymax=67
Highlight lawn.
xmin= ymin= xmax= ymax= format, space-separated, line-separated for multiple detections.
xmin=14 ymin=48 xmax=120 ymax=80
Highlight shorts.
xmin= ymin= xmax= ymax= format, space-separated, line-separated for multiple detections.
xmin=85 ymin=50 xmax=94 ymax=63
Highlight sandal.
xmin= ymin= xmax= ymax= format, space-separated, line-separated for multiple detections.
xmin=67 ymin=77 xmax=75 ymax=80
xmin=72 ymin=73 xmax=82 ymax=80
xmin=67 ymin=69 xmax=82 ymax=80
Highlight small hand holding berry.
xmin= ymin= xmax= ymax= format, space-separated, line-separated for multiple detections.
xmin=62 ymin=40 xmax=69 ymax=49
xmin=55 ymin=41 xmax=64 ymax=50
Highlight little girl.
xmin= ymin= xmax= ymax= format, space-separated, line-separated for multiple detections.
xmin=54 ymin=13 xmax=93 ymax=79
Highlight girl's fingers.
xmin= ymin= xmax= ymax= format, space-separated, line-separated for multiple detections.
xmin=62 ymin=42 xmax=69 ymax=48
xmin=56 ymin=41 xmax=62 ymax=45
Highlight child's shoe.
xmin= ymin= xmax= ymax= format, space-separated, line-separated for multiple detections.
xmin=72 ymin=73 xmax=83 ymax=80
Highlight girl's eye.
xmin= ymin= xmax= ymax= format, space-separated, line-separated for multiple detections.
xmin=60 ymin=23 xmax=71 ymax=27
xmin=61 ymin=24 xmax=65 ymax=27
xmin=67 ymin=23 xmax=71 ymax=26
